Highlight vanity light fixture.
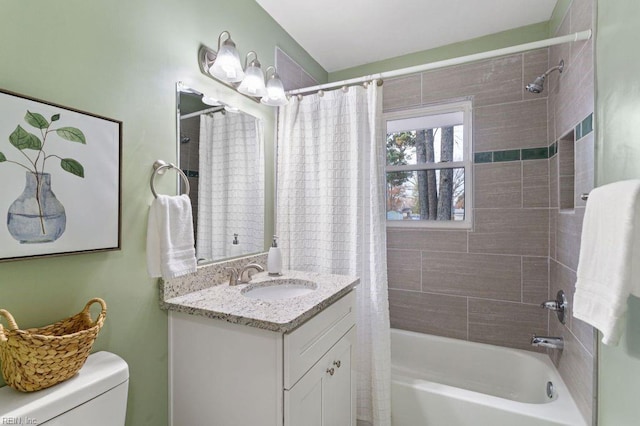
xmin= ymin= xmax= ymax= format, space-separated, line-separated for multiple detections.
xmin=198 ymin=31 xmax=288 ymax=106
xmin=261 ymin=66 xmax=288 ymax=106
xmin=201 ymin=95 xmax=221 ymax=106
xmin=237 ymin=52 xmax=267 ymax=97
xmin=209 ymin=31 xmax=245 ymax=83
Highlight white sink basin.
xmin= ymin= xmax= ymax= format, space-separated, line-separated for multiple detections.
xmin=242 ymin=279 xmax=317 ymax=301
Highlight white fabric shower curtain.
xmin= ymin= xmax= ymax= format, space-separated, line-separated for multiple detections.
xmin=198 ymin=112 xmax=264 ymax=261
xmin=277 ymin=83 xmax=391 ymax=425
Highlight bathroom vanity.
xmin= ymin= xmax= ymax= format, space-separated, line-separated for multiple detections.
xmin=161 ymin=266 xmax=359 ymax=426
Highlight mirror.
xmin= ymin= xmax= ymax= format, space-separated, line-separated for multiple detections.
xmin=177 ymin=83 xmax=265 ymax=264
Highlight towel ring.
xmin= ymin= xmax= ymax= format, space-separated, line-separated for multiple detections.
xmin=150 ymin=160 xmax=190 ymax=198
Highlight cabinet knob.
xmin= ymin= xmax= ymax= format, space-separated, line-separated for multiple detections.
xmin=326 ymin=367 xmax=335 ymax=376
xmin=333 ymin=360 xmax=341 ymax=368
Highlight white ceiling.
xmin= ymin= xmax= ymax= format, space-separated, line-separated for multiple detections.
xmin=256 ymin=0 xmax=558 ymax=73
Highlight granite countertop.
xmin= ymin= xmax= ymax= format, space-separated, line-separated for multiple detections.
xmin=161 ymin=269 xmax=359 ymax=333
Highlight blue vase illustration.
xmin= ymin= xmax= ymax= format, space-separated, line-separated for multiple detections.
xmin=7 ymin=172 xmax=66 ymax=243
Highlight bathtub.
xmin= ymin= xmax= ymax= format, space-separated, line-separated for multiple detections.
xmin=391 ymin=329 xmax=587 ymax=426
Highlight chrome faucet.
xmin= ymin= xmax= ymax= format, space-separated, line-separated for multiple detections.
xmin=531 ymin=335 xmax=564 ymax=350
xmin=238 ymin=263 xmax=264 ymax=284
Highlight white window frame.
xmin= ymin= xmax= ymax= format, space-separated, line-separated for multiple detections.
xmin=383 ymin=100 xmax=473 ymax=229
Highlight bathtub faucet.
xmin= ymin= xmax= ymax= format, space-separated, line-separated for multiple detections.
xmin=530 ymin=334 xmax=564 ymax=350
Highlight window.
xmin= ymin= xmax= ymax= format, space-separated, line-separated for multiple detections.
xmin=384 ymin=100 xmax=472 ymax=228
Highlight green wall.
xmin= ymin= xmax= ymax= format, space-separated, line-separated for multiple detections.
xmin=0 ymin=1 xmax=323 ymax=425
xmin=595 ymin=1 xmax=640 ymax=424
xmin=328 ymin=22 xmax=550 ymax=82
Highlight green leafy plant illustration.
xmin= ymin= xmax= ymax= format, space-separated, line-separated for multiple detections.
xmin=0 ymin=110 xmax=85 ymax=233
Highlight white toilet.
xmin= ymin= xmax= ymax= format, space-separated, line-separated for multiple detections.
xmin=0 ymin=351 xmax=129 ymax=425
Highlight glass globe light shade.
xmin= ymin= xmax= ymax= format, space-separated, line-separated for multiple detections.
xmin=210 ymin=39 xmax=245 ymax=83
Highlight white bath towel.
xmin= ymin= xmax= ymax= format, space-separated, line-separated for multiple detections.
xmin=146 ymin=194 xmax=197 ymax=279
xmin=573 ymin=179 xmax=640 ymax=345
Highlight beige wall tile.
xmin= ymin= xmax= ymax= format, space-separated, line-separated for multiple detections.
xmin=549 ymin=208 xmax=557 ymax=259
xmin=421 ymin=55 xmax=522 ymax=107
xmin=523 ymin=49 xmax=549 ymax=101
xmin=468 ymin=299 xmax=548 ymax=351
xmin=523 ymin=159 xmax=550 ymax=208
xmin=386 ymin=228 xmax=467 ymax=252
xmin=383 ymin=75 xmax=421 ymax=111
xmin=474 ymin=162 xmax=522 ymax=209
xmin=575 ymin=133 xmax=595 ymax=208
xmin=550 ymin=259 xmax=595 ymax=355
xmin=549 ymin=154 xmax=559 ymax=208
xmin=276 ymin=50 xmax=303 ymax=91
xmin=389 ymin=289 xmax=467 ymax=339
xmin=559 ymin=175 xmax=576 ymax=210
xmin=570 ymin=0 xmax=595 ymax=64
xmin=549 ymin=13 xmax=571 ymax=93
xmin=555 ymin=41 xmax=594 ymax=138
xmin=421 ymin=251 xmax=521 ymax=301
xmin=556 ymin=208 xmax=585 ymax=271
xmin=558 ymin=137 xmax=576 ymax=176
xmin=387 ymin=249 xmax=421 ymax=291
xmin=469 ymin=209 xmax=549 ymax=256
xmin=523 ymin=257 xmax=549 ymax=304
xmin=474 ymin=99 xmax=548 ymax=152
xmin=549 ymin=318 xmax=594 ymax=424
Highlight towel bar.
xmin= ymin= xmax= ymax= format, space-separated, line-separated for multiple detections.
xmin=150 ymin=160 xmax=190 ymax=198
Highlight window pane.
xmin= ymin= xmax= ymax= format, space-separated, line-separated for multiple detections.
xmin=386 ymin=125 xmax=464 ymax=166
xmin=386 ymin=168 xmax=465 ymax=221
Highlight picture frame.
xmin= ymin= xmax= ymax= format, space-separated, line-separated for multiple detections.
xmin=0 ymin=88 xmax=122 ymax=262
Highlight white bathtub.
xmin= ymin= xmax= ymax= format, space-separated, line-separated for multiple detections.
xmin=391 ymin=329 xmax=588 ymax=426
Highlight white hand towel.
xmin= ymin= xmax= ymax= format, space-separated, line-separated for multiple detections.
xmin=573 ymin=179 xmax=640 ymax=345
xmin=146 ymin=194 xmax=197 ymax=279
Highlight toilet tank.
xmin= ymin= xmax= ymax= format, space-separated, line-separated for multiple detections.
xmin=0 ymin=351 xmax=129 ymax=426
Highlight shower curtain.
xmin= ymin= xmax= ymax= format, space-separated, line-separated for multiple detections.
xmin=198 ymin=112 xmax=264 ymax=261
xmin=277 ymin=83 xmax=391 ymax=425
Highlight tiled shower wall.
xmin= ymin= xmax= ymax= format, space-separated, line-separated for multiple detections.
xmin=385 ymin=0 xmax=596 ymax=423
xmin=385 ymin=48 xmax=552 ymax=352
xmin=547 ymin=0 xmax=596 ymax=423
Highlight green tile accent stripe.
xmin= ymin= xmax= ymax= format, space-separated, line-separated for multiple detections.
xmin=474 ymin=152 xmax=493 ymax=163
xmin=472 ymin=108 xmax=593 ymax=164
xmin=183 ymin=169 xmax=199 ymax=178
xmin=582 ymin=113 xmax=593 ymax=137
xmin=574 ymin=112 xmax=594 ymax=141
xmin=493 ymin=149 xmax=521 ymax=162
xmin=474 ymin=146 xmax=550 ymax=164
xmin=575 ymin=122 xmax=583 ymax=140
xmin=522 ymin=147 xmax=549 ymax=160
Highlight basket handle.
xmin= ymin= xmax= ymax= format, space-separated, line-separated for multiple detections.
xmin=0 ymin=309 xmax=19 ymax=343
xmin=0 ymin=309 xmax=19 ymax=331
xmin=82 ymin=298 xmax=107 ymax=328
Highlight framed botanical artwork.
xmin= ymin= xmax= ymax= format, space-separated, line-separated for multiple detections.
xmin=0 ymin=88 xmax=122 ymax=261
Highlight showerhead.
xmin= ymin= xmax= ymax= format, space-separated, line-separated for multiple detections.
xmin=525 ymin=59 xmax=564 ymax=94
xmin=526 ymin=76 xmax=546 ymax=93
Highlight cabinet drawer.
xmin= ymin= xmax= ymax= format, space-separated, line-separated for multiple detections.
xmin=284 ymin=291 xmax=355 ymax=389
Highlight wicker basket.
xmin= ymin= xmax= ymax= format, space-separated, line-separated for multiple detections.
xmin=0 ymin=298 xmax=107 ymax=392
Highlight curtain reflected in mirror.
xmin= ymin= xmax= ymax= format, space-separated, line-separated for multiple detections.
xmin=178 ymin=84 xmax=265 ymax=264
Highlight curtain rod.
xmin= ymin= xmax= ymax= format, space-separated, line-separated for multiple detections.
xmin=287 ymin=30 xmax=592 ymax=96
xmin=181 ymin=106 xmax=224 ymax=119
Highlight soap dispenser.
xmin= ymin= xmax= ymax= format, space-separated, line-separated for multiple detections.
xmin=267 ymin=235 xmax=282 ymax=276
xmin=229 ymin=233 xmax=241 ymax=257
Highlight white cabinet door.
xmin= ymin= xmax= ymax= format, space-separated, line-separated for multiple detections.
xmin=285 ymin=327 xmax=355 ymax=426
xmin=323 ymin=337 xmax=354 ymax=426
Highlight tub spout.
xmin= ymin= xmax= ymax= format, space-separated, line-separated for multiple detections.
xmin=531 ymin=335 xmax=564 ymax=350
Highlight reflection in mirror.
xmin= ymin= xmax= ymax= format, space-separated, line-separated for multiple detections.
xmin=177 ymin=83 xmax=265 ymax=264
